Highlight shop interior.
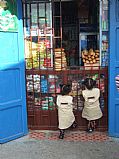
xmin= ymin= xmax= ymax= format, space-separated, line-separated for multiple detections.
xmin=55 ymin=0 xmax=99 ymax=67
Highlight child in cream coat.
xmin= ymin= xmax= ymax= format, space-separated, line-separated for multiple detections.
xmin=81 ymin=78 xmax=103 ymax=133
xmin=57 ymin=84 xmax=77 ymax=139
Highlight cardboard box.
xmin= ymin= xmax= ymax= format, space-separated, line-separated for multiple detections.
xmin=84 ymin=62 xmax=100 ymax=70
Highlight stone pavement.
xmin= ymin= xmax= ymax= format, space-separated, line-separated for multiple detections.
xmin=0 ymin=130 xmax=119 ymax=159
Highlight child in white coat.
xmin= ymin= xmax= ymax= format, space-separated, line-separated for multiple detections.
xmin=81 ymin=78 xmax=103 ymax=133
xmin=57 ymin=84 xmax=77 ymax=139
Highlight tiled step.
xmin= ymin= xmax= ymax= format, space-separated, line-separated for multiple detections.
xmin=29 ymin=130 xmax=109 ymax=142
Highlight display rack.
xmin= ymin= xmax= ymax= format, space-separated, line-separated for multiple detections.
xmin=100 ymin=0 xmax=108 ymax=66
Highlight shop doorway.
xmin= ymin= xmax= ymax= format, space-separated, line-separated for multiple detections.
xmin=23 ymin=0 xmax=108 ymax=131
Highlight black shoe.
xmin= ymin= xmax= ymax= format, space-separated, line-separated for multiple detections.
xmin=59 ymin=133 xmax=64 ymax=139
xmin=86 ymin=128 xmax=94 ymax=133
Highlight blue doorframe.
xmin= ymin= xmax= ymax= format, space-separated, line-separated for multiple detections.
xmin=109 ymin=0 xmax=119 ymax=137
xmin=0 ymin=0 xmax=28 ymax=143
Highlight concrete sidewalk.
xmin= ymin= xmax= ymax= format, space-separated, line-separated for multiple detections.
xmin=0 ymin=131 xmax=119 ymax=159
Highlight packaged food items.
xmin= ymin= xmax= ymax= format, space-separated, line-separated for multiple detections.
xmin=54 ymin=48 xmax=67 ymax=71
xmin=82 ymin=49 xmax=100 ymax=64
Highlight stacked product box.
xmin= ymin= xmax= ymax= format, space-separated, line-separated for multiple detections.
xmin=41 ymin=96 xmax=55 ymax=110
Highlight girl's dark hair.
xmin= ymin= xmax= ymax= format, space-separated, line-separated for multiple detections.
xmin=83 ymin=78 xmax=96 ymax=90
xmin=60 ymin=84 xmax=71 ymax=95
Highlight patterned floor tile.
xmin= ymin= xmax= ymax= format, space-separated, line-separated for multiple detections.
xmin=29 ymin=130 xmax=109 ymax=142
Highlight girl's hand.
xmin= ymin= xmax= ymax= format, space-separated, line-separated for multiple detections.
xmin=69 ymin=91 xmax=73 ymax=96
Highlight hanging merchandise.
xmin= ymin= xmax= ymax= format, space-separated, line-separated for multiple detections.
xmin=100 ymin=0 xmax=109 ymax=66
xmin=27 ymin=75 xmax=33 ymax=92
xmin=41 ymin=75 xmax=48 ymax=93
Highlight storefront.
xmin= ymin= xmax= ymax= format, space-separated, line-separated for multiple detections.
xmin=23 ymin=0 xmax=108 ymax=131
xmin=0 ymin=0 xmax=119 ymax=143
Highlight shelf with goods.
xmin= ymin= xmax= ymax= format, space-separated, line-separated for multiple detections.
xmin=79 ymin=32 xmax=100 ymax=68
xmin=79 ymin=1 xmax=109 ymax=68
xmin=24 ymin=26 xmax=54 ymax=69
xmin=81 ymin=48 xmax=100 ymax=69
xmin=54 ymin=48 xmax=67 ymax=71
xmin=23 ymin=2 xmax=53 ymax=70
xmin=100 ymin=0 xmax=109 ymax=66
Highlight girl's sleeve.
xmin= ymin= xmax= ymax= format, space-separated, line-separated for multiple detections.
xmin=56 ymin=95 xmax=60 ymax=107
xmin=68 ymin=96 xmax=73 ymax=104
xmin=82 ymin=90 xmax=87 ymax=101
xmin=93 ymin=89 xmax=100 ymax=101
